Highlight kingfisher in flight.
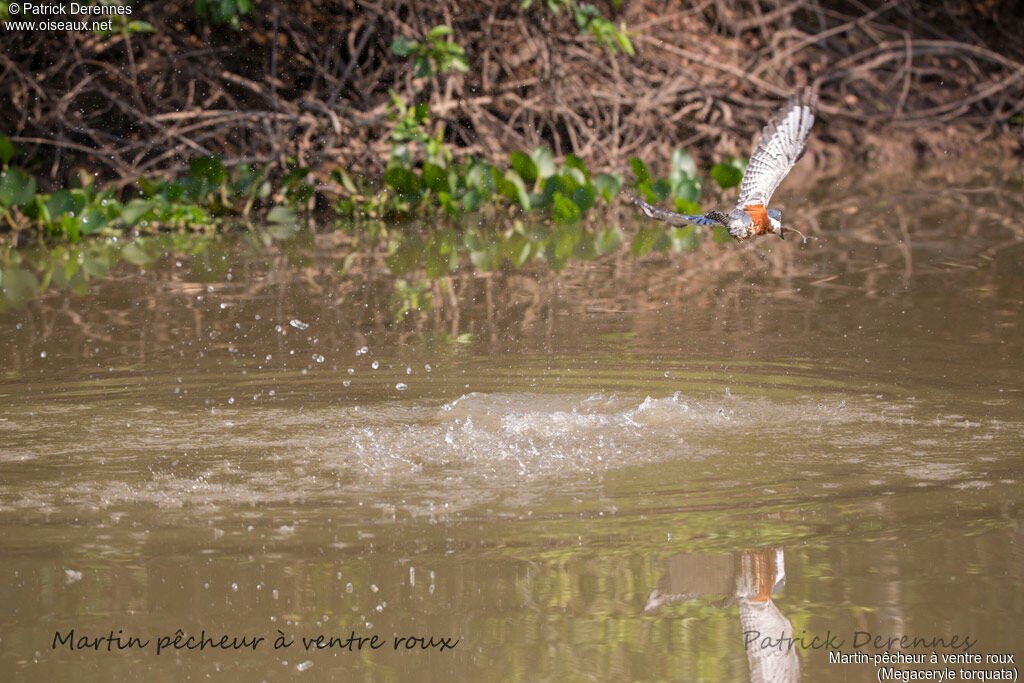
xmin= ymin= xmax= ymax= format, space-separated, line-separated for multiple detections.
xmin=628 ymin=87 xmax=817 ymax=241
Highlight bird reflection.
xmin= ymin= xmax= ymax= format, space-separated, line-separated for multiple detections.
xmin=645 ymin=548 xmax=799 ymax=683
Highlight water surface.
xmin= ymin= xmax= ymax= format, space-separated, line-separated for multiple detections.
xmin=1 ymin=163 xmax=1022 ymax=681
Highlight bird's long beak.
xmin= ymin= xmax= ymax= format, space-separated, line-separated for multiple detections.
xmin=779 ymin=226 xmax=811 ymax=243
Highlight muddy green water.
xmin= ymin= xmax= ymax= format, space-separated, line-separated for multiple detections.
xmin=1 ymin=168 xmax=1022 ymax=681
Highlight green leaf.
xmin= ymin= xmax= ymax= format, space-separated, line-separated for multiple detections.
xmin=630 ymin=226 xmax=659 ymax=256
xmin=712 ymin=225 xmax=733 ymax=244
xmin=711 ymin=162 xmax=744 ymax=189
xmin=282 ymin=166 xmax=311 ymax=186
xmin=427 ymin=25 xmax=453 ymax=39
xmin=551 ymin=191 xmax=581 ymax=223
xmin=501 ymin=231 xmax=530 ymax=267
xmin=463 ymin=188 xmax=485 ymax=212
xmin=564 ymin=154 xmax=589 ymax=180
xmin=544 ymin=224 xmax=579 ymax=271
xmin=466 ymin=160 xmax=496 ymax=193
xmin=384 ymin=167 xmax=422 ymax=202
xmin=0 ymin=167 xmax=37 ymax=207
xmin=44 ymin=190 xmax=85 ymax=224
xmin=674 ymin=176 xmax=702 ymax=204
xmin=573 ymin=230 xmax=597 ymax=261
xmin=562 ymin=165 xmax=588 ymax=187
xmin=425 ymin=229 xmax=456 ymax=278
xmin=651 ymin=228 xmax=672 ymax=253
xmin=78 ymin=207 xmax=108 ymax=235
xmin=0 ymin=135 xmax=14 ymax=165
xmin=671 ymin=148 xmax=697 ymax=179
xmin=670 ymin=225 xmax=701 ymax=252
xmin=530 ymin=146 xmax=556 ymax=179
xmin=121 ymin=199 xmax=156 ymax=226
xmin=331 ymin=168 xmax=359 ymax=194
xmin=594 ymin=172 xmax=623 ymax=203
xmin=267 ymin=206 xmax=296 ymax=227
xmin=81 ymin=248 xmax=111 ymax=276
xmin=121 ymin=242 xmax=156 ymax=265
xmin=628 ymin=157 xmax=651 ymax=185
xmin=497 ymin=168 xmax=530 ymax=209
xmin=422 ymin=162 xmax=450 ymax=194
xmin=0 ymin=266 xmax=39 ymax=308
xmin=596 ymin=226 xmax=624 ymax=255
xmin=189 ymin=155 xmax=226 ymax=185
xmin=650 ymin=178 xmax=672 ymax=201
xmin=509 ymin=150 xmax=538 ymax=185
xmin=413 ymin=56 xmax=432 ymax=78
xmin=674 ymin=198 xmax=702 ymax=215
xmin=390 ymin=36 xmax=416 ymax=56
xmin=570 ymin=184 xmax=596 ymax=211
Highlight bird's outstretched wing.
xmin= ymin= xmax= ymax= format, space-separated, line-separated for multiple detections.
xmin=626 ymin=192 xmax=720 ymax=227
xmin=736 ymin=87 xmax=817 ymax=209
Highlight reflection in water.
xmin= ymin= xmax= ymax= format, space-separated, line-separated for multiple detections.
xmin=737 ymin=551 xmax=799 ymax=683
xmin=645 ymin=549 xmax=798 ymax=683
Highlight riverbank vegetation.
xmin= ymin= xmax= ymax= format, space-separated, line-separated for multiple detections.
xmin=2 ymin=1 xmax=1023 ymax=309
xmin=3 ymin=2 xmax=1021 ymax=233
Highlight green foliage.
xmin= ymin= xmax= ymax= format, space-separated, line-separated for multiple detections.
xmin=0 ymin=168 xmax=36 ymax=208
xmin=573 ymin=4 xmax=634 ymax=56
xmin=521 ymin=0 xmax=633 ymax=56
xmin=92 ymin=11 xmax=154 ymax=38
xmin=391 ymin=278 xmax=432 ymax=322
xmin=193 ymin=0 xmax=252 ymax=28
xmin=391 ymin=25 xmax=470 ymax=77
xmin=711 ymin=158 xmax=747 ymax=189
xmin=0 ymin=233 xmax=226 ymax=311
xmin=0 ymin=137 xmax=307 ymax=239
xmin=0 ymin=136 xmax=14 ymax=165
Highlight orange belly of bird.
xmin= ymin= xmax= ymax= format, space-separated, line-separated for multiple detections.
xmin=743 ymin=204 xmax=772 ymax=236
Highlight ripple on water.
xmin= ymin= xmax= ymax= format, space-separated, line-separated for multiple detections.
xmin=0 ymin=390 xmax=1019 ymax=519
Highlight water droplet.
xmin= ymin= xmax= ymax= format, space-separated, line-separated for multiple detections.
xmin=40 ymin=351 xmax=47 ymax=359
xmin=228 ymin=397 xmax=235 ymax=405
xmin=371 ymin=360 xmax=380 ymax=370
xmin=343 ymin=380 xmax=351 ymax=387
xmin=395 ymin=382 xmax=408 ymax=391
